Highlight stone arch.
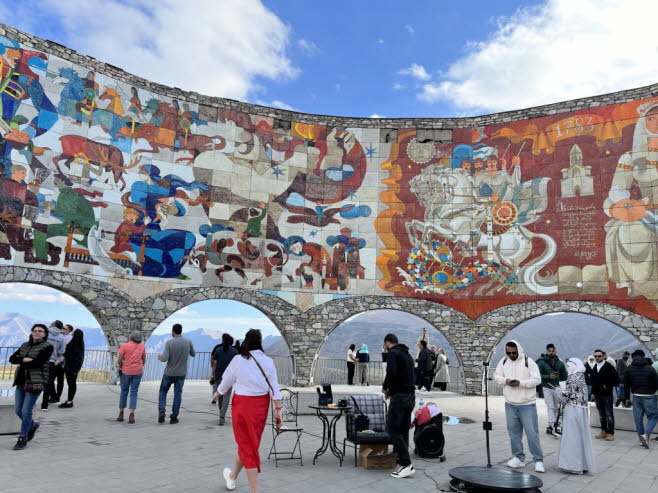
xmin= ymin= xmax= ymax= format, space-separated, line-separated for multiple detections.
xmin=298 ymin=296 xmax=475 ymax=389
xmin=137 ymin=286 xmax=301 ymax=380
xmin=478 ymin=300 xmax=658 ymax=353
xmin=0 ymin=266 xmax=135 ymax=350
xmin=475 ymin=300 xmax=658 ymax=392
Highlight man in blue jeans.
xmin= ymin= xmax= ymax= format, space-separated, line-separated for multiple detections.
xmin=623 ymin=349 xmax=658 ymax=448
xmin=494 ymin=340 xmax=545 ymax=473
xmin=157 ymin=323 xmax=195 ymax=424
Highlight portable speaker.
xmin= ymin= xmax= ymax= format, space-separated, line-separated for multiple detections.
xmin=414 ymin=413 xmax=446 ymax=460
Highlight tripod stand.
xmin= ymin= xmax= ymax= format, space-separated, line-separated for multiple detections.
xmin=448 ymin=360 xmax=543 ymax=492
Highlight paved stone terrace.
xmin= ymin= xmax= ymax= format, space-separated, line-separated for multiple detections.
xmin=1 ymin=382 xmax=658 ymax=492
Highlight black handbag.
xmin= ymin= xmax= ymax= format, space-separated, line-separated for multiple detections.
xmin=23 ymin=370 xmax=44 ymax=394
xmin=350 ymin=396 xmax=370 ymax=432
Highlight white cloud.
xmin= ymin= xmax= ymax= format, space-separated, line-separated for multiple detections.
xmin=297 ymin=38 xmax=320 ymax=56
xmin=256 ymin=99 xmax=296 ymax=111
xmin=0 ymin=283 xmax=79 ymax=305
xmin=370 ymin=113 xmax=386 ymax=118
xmin=22 ymin=0 xmax=298 ymax=101
xmin=418 ymin=0 xmax=658 ymax=112
xmin=398 ymin=63 xmax=430 ymax=81
xmin=377 ymin=38 xmax=385 ymax=44
xmin=404 ymin=24 xmax=415 ymax=35
xmin=392 ymin=82 xmax=406 ymax=91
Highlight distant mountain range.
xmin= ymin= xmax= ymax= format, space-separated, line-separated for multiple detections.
xmin=489 ymin=312 xmax=654 ymax=366
xmin=0 ymin=311 xmax=653 ymax=366
xmin=145 ymin=329 xmax=287 ymax=355
xmin=317 ymin=310 xmax=459 ymax=363
xmin=0 ymin=313 xmax=108 ymax=349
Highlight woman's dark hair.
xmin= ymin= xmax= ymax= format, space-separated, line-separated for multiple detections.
xmin=349 ymin=344 xmax=355 ymax=351
xmin=29 ymin=323 xmax=49 ymax=343
xmin=240 ymin=329 xmax=263 ymax=359
xmin=71 ymin=328 xmax=85 ymax=351
xmin=222 ymin=333 xmax=234 ymax=351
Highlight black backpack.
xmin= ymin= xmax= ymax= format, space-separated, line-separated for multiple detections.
xmin=357 ymin=351 xmax=369 ymax=363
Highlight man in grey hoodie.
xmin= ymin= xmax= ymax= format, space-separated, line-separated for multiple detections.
xmin=41 ymin=320 xmax=67 ymax=410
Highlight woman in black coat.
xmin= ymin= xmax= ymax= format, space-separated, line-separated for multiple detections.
xmin=9 ymin=323 xmax=53 ymax=450
xmin=59 ymin=329 xmax=85 ymax=408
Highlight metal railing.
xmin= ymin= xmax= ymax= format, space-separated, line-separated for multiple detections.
xmin=312 ymin=358 xmax=465 ymax=394
xmin=0 ymin=347 xmax=112 ymax=384
xmin=0 ymin=347 xmax=294 ymax=386
xmin=141 ymin=351 xmax=294 ymax=386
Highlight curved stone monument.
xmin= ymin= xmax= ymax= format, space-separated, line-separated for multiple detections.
xmin=0 ymin=23 xmax=657 ymax=391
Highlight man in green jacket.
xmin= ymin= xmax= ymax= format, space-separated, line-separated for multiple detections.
xmin=537 ymin=343 xmax=568 ymax=435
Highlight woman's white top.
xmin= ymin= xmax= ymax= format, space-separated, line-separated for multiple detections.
xmin=347 ymin=349 xmax=356 ymax=362
xmin=218 ymin=349 xmax=282 ymax=400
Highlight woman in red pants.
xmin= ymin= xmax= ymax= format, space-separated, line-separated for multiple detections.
xmin=215 ymin=329 xmax=282 ymax=493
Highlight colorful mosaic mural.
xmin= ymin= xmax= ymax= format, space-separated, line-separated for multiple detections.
xmin=2 ymin=32 xmax=658 ymax=320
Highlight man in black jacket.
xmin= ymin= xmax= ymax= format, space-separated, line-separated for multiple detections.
xmin=416 ymin=340 xmax=433 ymax=392
xmin=623 ymin=349 xmax=658 ymax=448
xmin=382 ymin=333 xmax=416 ymax=479
xmin=590 ymin=349 xmax=619 ymax=441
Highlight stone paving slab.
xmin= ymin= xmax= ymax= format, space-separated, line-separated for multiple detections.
xmin=1 ymin=382 xmax=658 ymax=492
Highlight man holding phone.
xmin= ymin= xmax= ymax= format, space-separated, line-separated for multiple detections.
xmin=494 ymin=340 xmax=544 ymax=473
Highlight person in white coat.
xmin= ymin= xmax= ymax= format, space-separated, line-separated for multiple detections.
xmin=558 ymin=358 xmax=596 ymax=474
xmin=494 ymin=339 xmax=545 ymax=473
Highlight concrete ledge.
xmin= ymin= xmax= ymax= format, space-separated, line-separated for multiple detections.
xmin=589 ymin=402 xmax=635 ymax=432
xmin=0 ymin=388 xmax=19 ymax=435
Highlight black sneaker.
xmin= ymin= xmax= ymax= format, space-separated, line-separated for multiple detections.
xmin=158 ymin=410 xmax=165 ymax=423
xmin=49 ymin=398 xmax=60 ymax=404
xmin=651 ymin=436 xmax=658 ymax=443
xmin=219 ymin=417 xmax=225 ymax=426
xmin=59 ymin=402 xmax=74 ymax=408
xmin=27 ymin=423 xmax=40 ymax=442
xmin=546 ymin=426 xmax=553 ymax=435
xmin=13 ymin=436 xmax=27 ymax=450
xmin=170 ymin=416 xmax=179 ymax=424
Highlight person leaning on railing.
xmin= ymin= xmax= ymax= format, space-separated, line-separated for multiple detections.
xmin=9 ymin=324 xmax=53 ymax=450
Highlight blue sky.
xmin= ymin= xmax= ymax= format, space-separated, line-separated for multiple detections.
xmin=0 ymin=283 xmax=279 ymax=336
xmin=3 ymin=0 xmax=658 ymax=117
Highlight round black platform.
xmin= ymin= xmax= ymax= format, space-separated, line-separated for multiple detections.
xmin=449 ymin=466 xmax=543 ymax=492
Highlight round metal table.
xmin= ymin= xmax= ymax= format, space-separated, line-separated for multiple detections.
xmin=449 ymin=466 xmax=543 ymax=492
xmin=308 ymin=405 xmax=350 ymax=466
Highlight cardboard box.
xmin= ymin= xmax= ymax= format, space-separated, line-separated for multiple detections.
xmin=358 ymin=445 xmax=397 ymax=469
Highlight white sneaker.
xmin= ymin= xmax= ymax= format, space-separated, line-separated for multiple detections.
xmin=390 ymin=464 xmax=415 ymax=478
xmin=507 ymin=457 xmax=526 ymax=469
xmin=223 ymin=467 xmax=236 ymax=490
xmin=639 ymin=434 xmax=649 ymax=449
xmin=534 ymin=461 xmax=545 ymax=473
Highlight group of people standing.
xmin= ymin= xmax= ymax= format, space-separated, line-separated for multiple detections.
xmin=414 ymin=328 xmax=450 ymax=392
xmin=346 ymin=328 xmax=450 ymax=392
xmin=9 ymin=320 xmax=85 ymax=450
xmin=496 ymin=341 xmax=658 ymax=476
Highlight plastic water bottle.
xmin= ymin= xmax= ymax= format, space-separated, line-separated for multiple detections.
xmin=418 ymin=397 xmax=424 ymax=409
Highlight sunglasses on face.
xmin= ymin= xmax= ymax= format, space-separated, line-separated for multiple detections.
xmin=594 ymin=355 xmax=604 ymax=358
xmin=506 ymin=351 xmax=518 ymax=356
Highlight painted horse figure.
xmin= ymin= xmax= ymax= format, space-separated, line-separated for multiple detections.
xmin=404 ymin=164 xmax=557 ymax=295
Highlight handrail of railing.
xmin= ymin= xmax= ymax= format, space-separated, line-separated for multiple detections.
xmin=0 ymin=347 xmax=293 ymax=386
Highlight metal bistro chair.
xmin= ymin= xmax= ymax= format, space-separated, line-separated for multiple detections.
xmin=343 ymin=394 xmax=392 ymax=467
xmin=268 ymin=388 xmax=303 ymax=466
